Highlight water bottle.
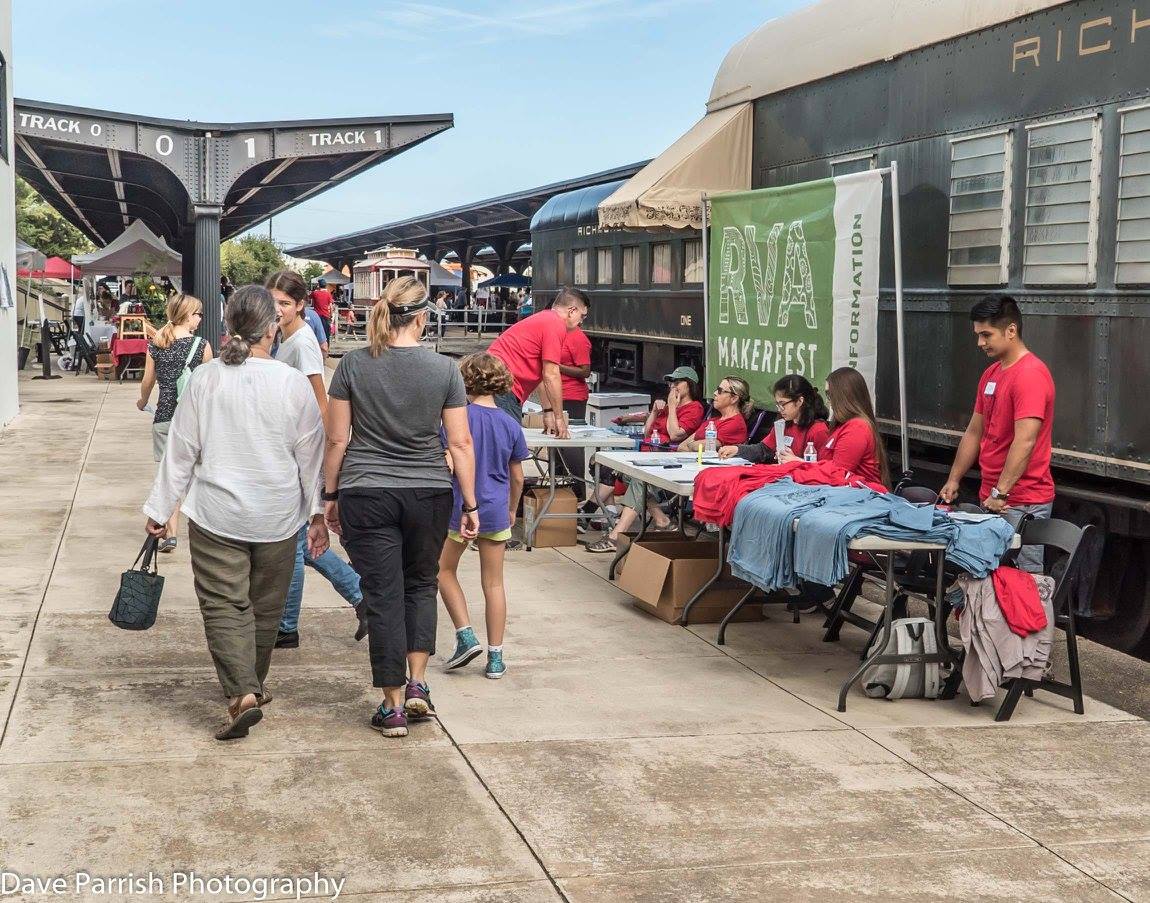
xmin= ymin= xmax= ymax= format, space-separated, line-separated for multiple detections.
xmin=704 ymin=421 xmax=718 ymax=455
xmin=803 ymin=441 xmax=817 ymax=463
xmin=650 ymin=428 xmax=662 ymax=448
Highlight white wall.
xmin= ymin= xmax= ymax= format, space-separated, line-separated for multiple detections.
xmin=0 ymin=0 xmax=16 ymax=427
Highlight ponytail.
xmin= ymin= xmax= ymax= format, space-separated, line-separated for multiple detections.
xmin=367 ymin=299 xmax=393 ymax=357
xmin=220 ymin=285 xmax=276 ymax=366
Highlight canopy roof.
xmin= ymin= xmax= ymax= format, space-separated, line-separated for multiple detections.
xmin=428 ymin=259 xmax=462 ymax=287
xmin=287 ymin=161 xmax=647 ymax=265
xmin=316 ymin=269 xmax=351 ymax=286
xmin=597 ymin=103 xmax=751 ymax=230
xmin=478 ymin=272 xmax=530 ymax=289
xmin=15 ymin=99 xmax=454 ymax=251
xmin=72 ymin=218 xmax=181 ymax=276
xmin=707 ymin=0 xmax=1073 ymax=112
xmin=17 ymin=256 xmax=81 ymax=279
xmin=15 ymin=239 xmax=46 ymax=272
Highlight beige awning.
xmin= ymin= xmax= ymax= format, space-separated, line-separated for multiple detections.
xmin=597 ymin=102 xmax=752 ymax=230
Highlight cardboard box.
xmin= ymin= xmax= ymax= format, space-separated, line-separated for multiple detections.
xmin=617 ymin=540 xmax=762 ymax=624
xmin=586 ymin=392 xmax=650 ymax=427
xmin=522 ymin=410 xmax=570 ymax=430
xmin=95 ymin=363 xmax=115 ymax=381
xmin=522 ymin=486 xmax=578 ymax=547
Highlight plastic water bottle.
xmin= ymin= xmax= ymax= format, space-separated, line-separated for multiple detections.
xmin=704 ymin=421 xmax=718 ymax=455
xmin=650 ymin=428 xmax=662 ymax=448
xmin=803 ymin=441 xmax=818 ymax=463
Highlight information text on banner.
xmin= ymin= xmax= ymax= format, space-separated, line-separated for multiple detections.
xmin=706 ymin=171 xmax=883 ymax=406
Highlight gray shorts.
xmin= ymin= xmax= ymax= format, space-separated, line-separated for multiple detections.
xmin=151 ymin=420 xmax=171 ymax=462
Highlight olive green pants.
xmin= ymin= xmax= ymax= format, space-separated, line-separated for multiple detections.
xmin=188 ymin=520 xmax=296 ymax=698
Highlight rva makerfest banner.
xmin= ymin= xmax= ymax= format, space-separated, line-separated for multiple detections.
xmin=706 ymin=171 xmax=883 ymax=406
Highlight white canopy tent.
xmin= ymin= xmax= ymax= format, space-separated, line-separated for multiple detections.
xmin=72 ymin=219 xmax=182 ymax=277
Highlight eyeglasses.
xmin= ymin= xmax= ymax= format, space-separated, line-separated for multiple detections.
xmin=775 ymin=398 xmax=796 ymax=410
xmin=714 ymin=386 xmax=736 ymax=396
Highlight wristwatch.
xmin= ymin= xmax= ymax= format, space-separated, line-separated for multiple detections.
xmin=321 ymin=489 xmax=340 ymax=502
xmin=989 ymin=486 xmax=1008 ymax=501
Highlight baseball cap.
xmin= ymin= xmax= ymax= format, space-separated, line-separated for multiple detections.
xmin=664 ymin=366 xmax=699 ymax=383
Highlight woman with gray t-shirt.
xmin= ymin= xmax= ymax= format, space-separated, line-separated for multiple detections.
xmin=324 ymin=276 xmax=480 ymax=738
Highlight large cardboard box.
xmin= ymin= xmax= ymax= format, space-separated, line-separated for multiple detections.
xmin=522 ymin=410 xmax=570 ymax=431
xmin=586 ymin=392 xmax=650 ymax=427
xmin=522 ymin=486 xmax=578 ymax=548
xmin=617 ymin=540 xmax=762 ymax=624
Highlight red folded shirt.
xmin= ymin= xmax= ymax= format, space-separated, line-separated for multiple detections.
xmin=992 ymin=566 xmax=1047 ymax=637
xmin=693 ymin=461 xmax=886 ymax=528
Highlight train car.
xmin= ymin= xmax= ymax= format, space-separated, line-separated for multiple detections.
xmin=531 ymin=0 xmax=1150 ymax=652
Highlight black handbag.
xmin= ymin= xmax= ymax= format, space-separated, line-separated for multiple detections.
xmin=109 ymin=536 xmax=165 ymax=630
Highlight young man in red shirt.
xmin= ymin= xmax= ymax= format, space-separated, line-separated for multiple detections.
xmin=940 ymin=295 xmax=1055 ymax=572
xmin=487 ymin=288 xmax=590 ymax=440
xmin=308 ymin=278 xmax=334 ymax=344
xmin=556 ymin=325 xmax=593 ymax=489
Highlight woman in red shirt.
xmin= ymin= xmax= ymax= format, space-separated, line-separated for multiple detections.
xmin=719 ymin=374 xmax=830 ymax=463
xmin=779 ymin=367 xmax=888 ymax=487
xmin=678 ymin=376 xmax=752 ymax=451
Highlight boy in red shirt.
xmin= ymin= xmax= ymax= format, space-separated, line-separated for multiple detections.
xmin=941 ymin=295 xmax=1055 ymax=572
xmin=308 ymin=278 xmax=334 ymax=343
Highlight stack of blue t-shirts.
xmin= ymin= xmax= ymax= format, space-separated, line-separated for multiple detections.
xmin=791 ymin=491 xmax=897 ymax=587
xmin=727 ymin=481 xmax=877 ymax=591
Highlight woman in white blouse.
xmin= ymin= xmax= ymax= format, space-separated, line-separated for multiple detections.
xmin=143 ymin=285 xmax=327 ymax=741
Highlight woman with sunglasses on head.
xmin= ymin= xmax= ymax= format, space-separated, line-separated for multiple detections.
xmin=677 ymin=376 xmax=752 ymax=452
xmin=137 ymin=292 xmax=213 ymax=552
xmin=719 ymin=374 xmax=829 ymax=463
xmin=777 ymin=366 xmax=889 ymax=487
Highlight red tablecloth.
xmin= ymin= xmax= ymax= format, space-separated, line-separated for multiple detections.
xmin=110 ymin=337 xmax=148 ymax=366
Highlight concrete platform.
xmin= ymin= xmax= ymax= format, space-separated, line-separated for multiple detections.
xmin=0 ymin=373 xmax=1146 ymax=902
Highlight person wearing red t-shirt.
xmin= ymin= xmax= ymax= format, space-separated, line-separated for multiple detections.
xmin=589 ymin=374 xmax=752 ymax=553
xmin=941 ymin=296 xmax=1055 ymax=572
xmin=556 ymin=327 xmax=593 ymax=491
xmin=308 ymin=279 xmax=335 ymax=343
xmin=720 ymin=374 xmax=830 ymax=463
xmin=487 ymin=288 xmax=589 ymax=439
xmin=678 ymin=376 xmax=752 ymax=452
xmin=779 ymin=367 xmax=889 ymax=488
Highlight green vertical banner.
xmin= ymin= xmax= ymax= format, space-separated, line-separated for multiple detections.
xmin=706 ymin=171 xmax=883 ymax=406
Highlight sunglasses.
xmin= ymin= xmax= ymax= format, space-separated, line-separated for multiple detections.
xmin=714 ymin=386 xmax=737 ymax=396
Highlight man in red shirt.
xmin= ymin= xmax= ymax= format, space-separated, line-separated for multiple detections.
xmin=557 ymin=326 xmax=593 ymax=489
xmin=488 ymin=288 xmax=590 ymax=440
xmin=941 ymin=295 xmax=1055 ymax=572
xmin=308 ymin=278 xmax=334 ymax=343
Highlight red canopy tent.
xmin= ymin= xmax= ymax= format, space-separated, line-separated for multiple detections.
xmin=17 ymin=257 xmax=82 ymax=280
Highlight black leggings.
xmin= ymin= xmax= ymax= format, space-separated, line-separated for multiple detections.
xmin=339 ymin=487 xmax=452 ymax=688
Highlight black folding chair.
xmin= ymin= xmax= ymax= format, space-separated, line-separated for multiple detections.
xmin=994 ymin=519 xmax=1093 ymax=722
xmin=71 ymin=331 xmax=99 ymax=374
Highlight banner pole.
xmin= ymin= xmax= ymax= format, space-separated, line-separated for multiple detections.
xmin=701 ymin=194 xmax=710 ymax=387
xmin=889 ymin=160 xmax=910 ymax=477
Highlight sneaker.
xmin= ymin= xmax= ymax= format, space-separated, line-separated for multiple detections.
xmin=485 ymin=650 xmax=506 ymax=680
xmin=585 ymin=537 xmax=618 ymax=554
xmin=446 ymin=628 xmax=483 ymax=670
xmin=274 ymin=629 xmax=299 ymax=649
xmin=353 ymin=599 xmax=368 ymax=642
xmin=404 ymin=681 xmax=436 ymax=720
xmin=370 ymin=705 xmax=408 ymax=738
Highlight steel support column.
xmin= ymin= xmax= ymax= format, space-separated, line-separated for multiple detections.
xmin=193 ymin=205 xmax=223 ymax=349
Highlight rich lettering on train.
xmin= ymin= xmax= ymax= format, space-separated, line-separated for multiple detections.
xmin=1012 ymin=6 xmax=1149 ymax=70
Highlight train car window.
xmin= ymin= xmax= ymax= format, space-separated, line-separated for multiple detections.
xmin=556 ymin=250 xmax=568 ymax=285
xmin=947 ymin=129 xmax=1013 ymax=286
xmin=621 ymin=246 xmax=639 ymax=285
xmin=830 ymin=152 xmax=875 ymax=177
xmin=683 ymin=239 xmax=704 ymax=283
xmin=1117 ymin=104 xmax=1150 ymax=286
xmin=573 ymin=249 xmax=589 ymax=285
xmin=1023 ymin=114 xmax=1102 ymax=286
xmin=650 ymin=242 xmax=672 ymax=285
xmin=596 ymin=247 xmax=613 ymax=285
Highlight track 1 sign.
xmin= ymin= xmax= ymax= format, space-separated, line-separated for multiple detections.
xmin=706 ymin=171 xmax=883 ymax=405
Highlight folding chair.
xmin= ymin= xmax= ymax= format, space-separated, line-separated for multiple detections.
xmin=71 ymin=331 xmax=99 ymax=375
xmin=994 ymin=519 xmax=1092 ymax=722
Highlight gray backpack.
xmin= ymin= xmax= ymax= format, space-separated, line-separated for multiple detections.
xmin=863 ymin=617 xmax=940 ymax=700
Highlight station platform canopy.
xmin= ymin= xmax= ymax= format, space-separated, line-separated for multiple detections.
xmin=286 ymin=161 xmax=648 ymax=294
xmin=15 ymin=99 xmax=453 ymax=344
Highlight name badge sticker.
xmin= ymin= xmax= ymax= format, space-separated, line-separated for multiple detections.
xmin=783 ymin=436 xmax=794 ymax=447
xmin=984 ymin=382 xmax=997 ymax=396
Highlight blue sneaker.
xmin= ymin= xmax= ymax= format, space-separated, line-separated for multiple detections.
xmin=446 ymin=628 xmax=482 ymax=670
xmin=485 ymin=650 xmax=506 ymax=680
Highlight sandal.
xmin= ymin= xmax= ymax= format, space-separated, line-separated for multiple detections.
xmin=586 ymin=538 xmax=618 ymax=554
xmin=214 ymin=695 xmax=263 ymax=741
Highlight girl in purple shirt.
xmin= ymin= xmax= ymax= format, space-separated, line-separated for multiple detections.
xmin=438 ymin=353 xmax=530 ymax=679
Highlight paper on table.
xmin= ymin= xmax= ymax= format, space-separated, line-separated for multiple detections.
xmin=947 ymin=510 xmax=996 ymax=523
xmin=701 ymin=457 xmax=751 ymax=466
xmin=774 ymin=418 xmax=786 ymax=451
xmin=627 ymin=455 xmax=685 ymax=465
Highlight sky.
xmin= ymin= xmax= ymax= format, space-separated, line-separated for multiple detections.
xmin=13 ymin=0 xmax=806 ymax=252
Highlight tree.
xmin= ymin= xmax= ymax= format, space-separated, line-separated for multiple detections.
xmin=220 ymin=235 xmax=286 ymax=286
xmin=15 ymin=177 xmax=95 ymax=260
xmin=299 ymin=261 xmax=324 ymax=285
